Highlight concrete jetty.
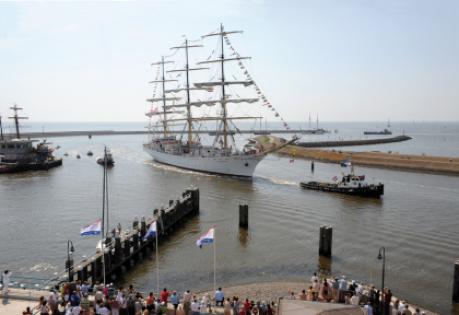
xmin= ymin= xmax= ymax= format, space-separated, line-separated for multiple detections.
xmin=278 ymin=146 xmax=459 ymax=176
xmin=65 ymin=187 xmax=199 ymax=284
xmin=296 ymin=135 xmax=412 ymax=148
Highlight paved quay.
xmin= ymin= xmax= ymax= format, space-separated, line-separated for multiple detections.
xmin=1 ymin=280 xmax=439 ymax=315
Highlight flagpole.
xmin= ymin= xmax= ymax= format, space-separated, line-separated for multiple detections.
xmin=213 ymin=228 xmax=216 ymax=293
xmin=101 ymin=146 xmax=107 ymax=287
xmin=156 ymin=228 xmax=159 ymax=294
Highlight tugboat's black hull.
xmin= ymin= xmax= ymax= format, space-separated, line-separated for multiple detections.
xmin=0 ymin=159 xmax=63 ymax=174
xmin=300 ymin=181 xmax=384 ymax=198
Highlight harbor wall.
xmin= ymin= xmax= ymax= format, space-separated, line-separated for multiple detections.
xmin=278 ymin=146 xmax=459 ymax=175
xmin=296 ymin=135 xmax=412 ymax=147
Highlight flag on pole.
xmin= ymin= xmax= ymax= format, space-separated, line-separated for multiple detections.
xmin=196 ymin=228 xmax=215 ymax=248
xmin=80 ymin=219 xmax=102 ymax=236
xmin=143 ymin=221 xmax=157 ymax=241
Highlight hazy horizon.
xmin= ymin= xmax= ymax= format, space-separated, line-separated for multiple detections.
xmin=1 ymin=0 xmax=458 ymax=123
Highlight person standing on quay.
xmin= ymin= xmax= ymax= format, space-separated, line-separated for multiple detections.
xmin=170 ymin=291 xmax=180 ymax=314
xmin=338 ymin=276 xmax=347 ymax=303
xmin=191 ymin=298 xmax=200 ymax=315
xmin=160 ymin=287 xmax=170 ymax=303
xmin=183 ymin=290 xmax=192 ymax=315
xmin=1 ymin=270 xmax=11 ymax=305
xmin=215 ymin=287 xmax=225 ymax=306
xmin=384 ymin=288 xmax=392 ymax=315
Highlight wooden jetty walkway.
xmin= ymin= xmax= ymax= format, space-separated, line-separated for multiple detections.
xmin=65 ymin=187 xmax=199 ymax=284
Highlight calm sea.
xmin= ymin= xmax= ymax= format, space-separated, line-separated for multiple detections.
xmin=0 ymin=121 xmax=458 ymax=314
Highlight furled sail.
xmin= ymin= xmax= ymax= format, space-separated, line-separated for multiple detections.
xmin=146 ymin=96 xmax=181 ymax=102
xmin=197 ymin=57 xmax=251 ymax=64
xmin=194 ymin=80 xmax=254 ymax=88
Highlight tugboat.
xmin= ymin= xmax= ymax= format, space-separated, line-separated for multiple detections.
xmin=0 ymin=105 xmax=62 ymax=174
xmin=97 ymin=148 xmax=114 ymax=166
xmin=300 ymin=166 xmax=384 ymax=198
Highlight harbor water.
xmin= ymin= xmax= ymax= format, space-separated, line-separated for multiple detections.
xmin=0 ymin=121 xmax=458 ymax=314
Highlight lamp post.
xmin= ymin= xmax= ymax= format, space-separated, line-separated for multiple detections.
xmin=67 ymin=240 xmax=75 ymax=282
xmin=377 ymin=246 xmax=386 ymax=315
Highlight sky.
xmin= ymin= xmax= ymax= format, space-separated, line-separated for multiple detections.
xmin=0 ymin=0 xmax=458 ymax=122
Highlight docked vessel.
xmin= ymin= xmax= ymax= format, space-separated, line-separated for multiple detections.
xmin=143 ymin=24 xmax=295 ymax=177
xmin=300 ymin=169 xmax=384 ymax=198
xmin=0 ymin=105 xmax=62 ymax=174
xmin=363 ymin=128 xmax=392 ymax=135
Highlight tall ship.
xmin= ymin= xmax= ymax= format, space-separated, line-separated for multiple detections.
xmin=143 ymin=24 xmax=295 ymax=177
xmin=0 ymin=105 xmax=62 ymax=173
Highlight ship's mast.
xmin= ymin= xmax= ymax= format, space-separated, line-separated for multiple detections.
xmin=8 ymin=104 xmax=28 ymax=139
xmin=220 ymin=23 xmax=228 ymax=151
xmin=185 ymin=40 xmax=192 ymax=144
xmin=148 ymin=58 xmax=176 ymax=137
xmin=168 ymin=40 xmax=206 ymax=145
xmin=161 ymin=56 xmax=168 ymax=137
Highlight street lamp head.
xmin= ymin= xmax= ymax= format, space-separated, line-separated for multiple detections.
xmin=70 ymin=245 xmax=75 ymax=253
xmin=378 ymin=246 xmax=385 ymax=259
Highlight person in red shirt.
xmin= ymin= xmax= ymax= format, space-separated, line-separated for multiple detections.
xmin=243 ymin=299 xmax=251 ymax=315
xmin=160 ymin=288 xmax=170 ymax=303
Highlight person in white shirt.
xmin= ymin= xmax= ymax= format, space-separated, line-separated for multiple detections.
xmin=338 ymin=276 xmax=347 ymax=303
xmin=2 ymin=270 xmax=11 ymax=304
xmin=191 ymin=299 xmax=200 ymax=315
xmin=310 ymin=272 xmax=318 ymax=284
xmin=312 ymin=280 xmax=320 ymax=301
xmin=350 ymin=294 xmax=359 ymax=306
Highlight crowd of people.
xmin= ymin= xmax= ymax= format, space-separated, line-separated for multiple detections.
xmin=21 ymin=282 xmax=277 ymax=315
xmin=281 ymin=272 xmax=427 ymax=315
xmin=12 ymin=272 xmax=429 ymax=315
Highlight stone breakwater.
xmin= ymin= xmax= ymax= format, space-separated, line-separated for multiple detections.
xmin=278 ymin=145 xmax=459 ymax=175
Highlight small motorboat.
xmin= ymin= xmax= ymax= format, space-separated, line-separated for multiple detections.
xmin=76 ymin=154 xmax=81 ymax=159
xmin=63 ymin=152 xmax=69 ymax=157
xmin=87 ymin=151 xmax=93 ymax=156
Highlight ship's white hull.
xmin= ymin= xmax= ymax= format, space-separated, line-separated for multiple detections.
xmin=143 ymin=144 xmax=265 ymax=177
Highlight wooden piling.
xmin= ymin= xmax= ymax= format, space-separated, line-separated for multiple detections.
xmin=319 ymin=226 xmax=332 ymax=257
xmin=239 ymin=204 xmax=249 ymax=228
xmin=453 ymin=259 xmax=459 ymax=303
xmin=65 ymin=258 xmax=74 ymax=282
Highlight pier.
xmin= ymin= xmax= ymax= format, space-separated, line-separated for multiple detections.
xmin=279 ymin=146 xmax=459 ymax=176
xmin=296 ymin=135 xmax=412 ymax=148
xmin=64 ymin=187 xmax=199 ymax=284
xmin=6 ymin=129 xmax=309 ymax=139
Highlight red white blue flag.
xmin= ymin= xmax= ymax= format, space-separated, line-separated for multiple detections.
xmin=196 ymin=228 xmax=214 ymax=248
xmin=80 ymin=219 xmax=102 ymax=236
xmin=143 ymin=221 xmax=157 ymax=241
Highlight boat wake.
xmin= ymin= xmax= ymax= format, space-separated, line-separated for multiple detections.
xmin=255 ymin=175 xmax=298 ymax=187
xmin=146 ymin=161 xmax=215 ymax=177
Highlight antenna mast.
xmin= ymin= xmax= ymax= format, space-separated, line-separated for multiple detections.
xmin=0 ymin=115 xmax=4 ymax=141
xmin=8 ymin=104 xmax=28 ymax=139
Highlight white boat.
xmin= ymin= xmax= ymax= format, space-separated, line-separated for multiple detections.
xmin=143 ymin=24 xmax=295 ymax=177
